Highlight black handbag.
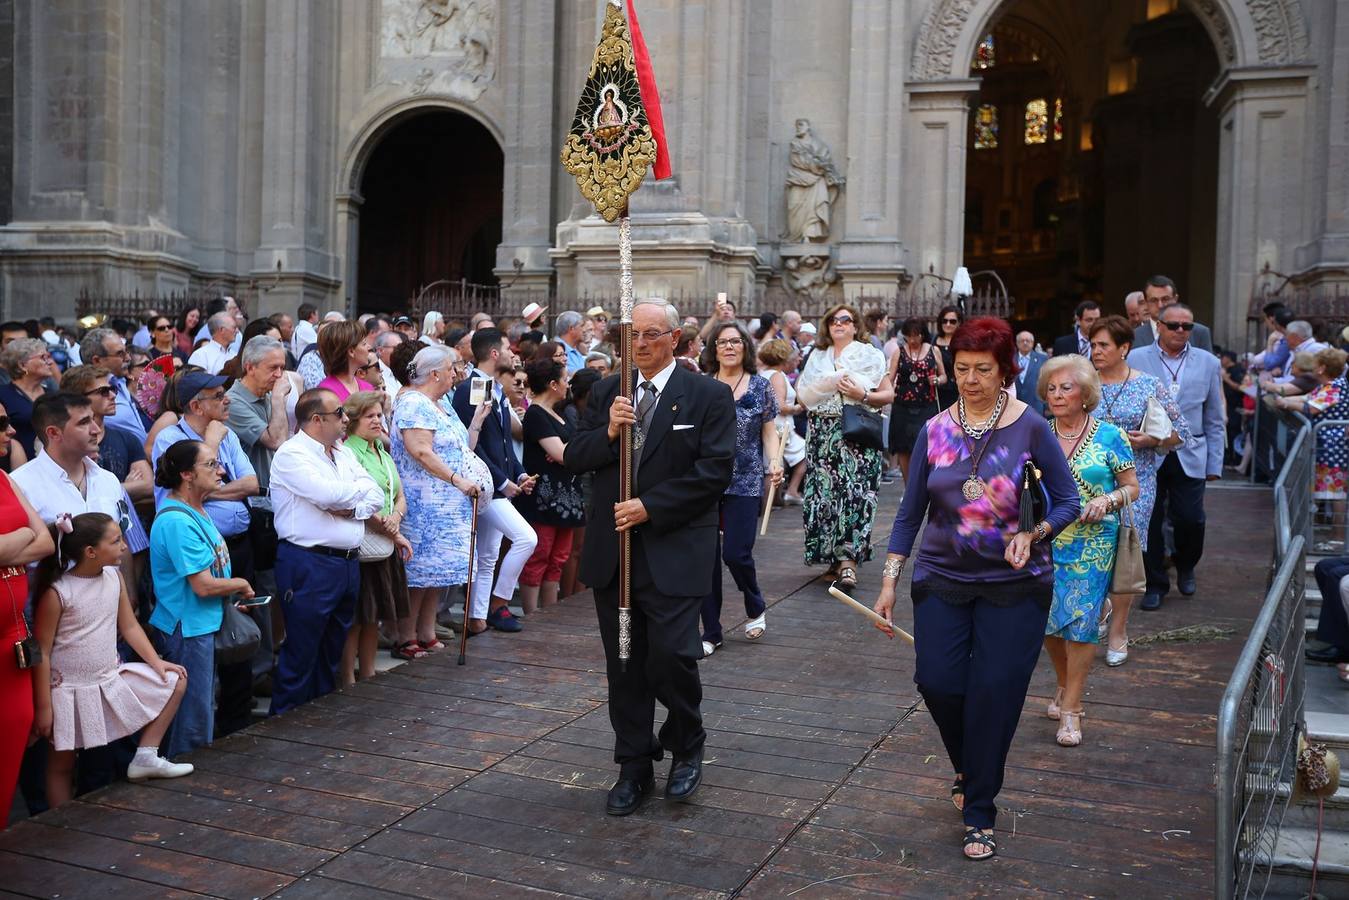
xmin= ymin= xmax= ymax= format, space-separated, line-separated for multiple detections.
xmin=841 ymin=403 xmax=884 ymax=451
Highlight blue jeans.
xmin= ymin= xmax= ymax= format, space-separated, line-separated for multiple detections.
xmin=155 ymin=623 xmax=216 ymax=759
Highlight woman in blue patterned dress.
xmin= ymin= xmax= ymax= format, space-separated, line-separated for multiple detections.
xmin=392 ymin=345 xmax=492 ymax=650
xmin=697 ymin=321 xmax=782 ymax=656
xmin=1088 ymin=316 xmax=1190 ymax=666
xmin=1038 ymin=355 xmax=1138 ymax=747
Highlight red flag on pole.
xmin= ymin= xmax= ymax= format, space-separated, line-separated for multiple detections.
xmin=625 ymin=0 xmax=670 ymax=180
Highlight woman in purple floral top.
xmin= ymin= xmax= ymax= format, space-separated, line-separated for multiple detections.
xmin=872 ymin=318 xmax=1080 ymax=862
xmin=697 ymin=322 xmax=781 ymax=656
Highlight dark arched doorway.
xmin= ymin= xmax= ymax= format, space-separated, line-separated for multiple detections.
xmin=357 ymin=110 xmax=503 ymax=313
xmin=961 ymin=0 xmax=1220 ymax=340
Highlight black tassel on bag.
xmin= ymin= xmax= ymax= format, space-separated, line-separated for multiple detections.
xmin=1019 ymin=463 xmax=1042 ymax=533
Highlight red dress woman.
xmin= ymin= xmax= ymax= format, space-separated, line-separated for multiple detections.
xmin=0 ymin=471 xmax=52 ymax=825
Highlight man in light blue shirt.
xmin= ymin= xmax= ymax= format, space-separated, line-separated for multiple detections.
xmin=556 ymin=310 xmax=588 ymax=373
xmin=151 ymin=371 xmax=257 ymax=542
xmin=79 ymin=327 xmax=148 ymax=442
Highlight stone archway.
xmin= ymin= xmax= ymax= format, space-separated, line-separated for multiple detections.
xmin=335 ymin=100 xmax=505 ymax=312
xmin=910 ymin=0 xmax=1309 ymax=80
xmin=904 ymin=0 xmax=1313 ymax=345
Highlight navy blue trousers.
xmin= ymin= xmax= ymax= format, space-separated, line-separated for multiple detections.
xmin=1145 ymin=454 xmax=1207 ymax=594
xmin=270 ymin=542 xmax=359 ymax=716
xmin=699 ymin=494 xmax=767 ymax=645
xmin=1314 ymin=556 xmax=1349 ymax=658
xmin=913 ymin=589 xmax=1049 ymax=830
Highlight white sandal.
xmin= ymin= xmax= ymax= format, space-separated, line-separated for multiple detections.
xmin=744 ymin=614 xmax=766 ymax=640
xmin=701 ymin=640 xmax=719 ymax=658
xmin=1106 ymin=636 xmax=1129 ymax=667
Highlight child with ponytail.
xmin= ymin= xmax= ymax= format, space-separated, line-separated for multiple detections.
xmin=30 ymin=512 xmax=193 ymax=807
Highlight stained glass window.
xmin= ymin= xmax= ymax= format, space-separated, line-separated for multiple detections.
xmin=1024 ymin=98 xmax=1049 ymax=145
xmin=974 ymin=34 xmax=995 ymax=70
xmin=974 ymin=104 xmax=998 ymax=150
xmin=1053 ymin=98 xmax=1063 ymax=141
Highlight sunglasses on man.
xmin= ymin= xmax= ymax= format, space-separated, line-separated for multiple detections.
xmin=1161 ymin=321 xmax=1196 ymax=332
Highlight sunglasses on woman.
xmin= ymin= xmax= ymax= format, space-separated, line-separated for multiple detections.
xmin=830 ymin=315 xmax=854 ymax=326
xmin=942 ymin=318 xmax=960 ymax=325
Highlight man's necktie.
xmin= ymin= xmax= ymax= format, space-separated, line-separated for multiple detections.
xmin=636 ymin=381 xmax=658 ymax=432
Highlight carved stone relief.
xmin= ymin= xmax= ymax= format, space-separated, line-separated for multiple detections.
xmin=909 ymin=0 xmax=1309 ymax=80
xmin=379 ymin=0 xmax=496 ymax=100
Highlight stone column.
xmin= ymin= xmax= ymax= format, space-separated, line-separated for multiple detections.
xmin=253 ymin=0 xmax=341 ymax=313
xmin=494 ymin=0 xmax=558 ymax=305
xmin=1208 ymin=65 xmax=1314 ymax=345
xmin=902 ymin=79 xmax=980 ymax=298
xmin=836 ymin=0 xmax=908 ymax=302
xmin=1294 ymin=0 xmax=1349 ymax=282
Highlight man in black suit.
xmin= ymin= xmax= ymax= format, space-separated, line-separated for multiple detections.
xmin=452 ymin=328 xmax=538 ymax=634
xmin=1051 ymin=300 xmax=1101 ymax=357
xmin=565 ymin=299 xmax=736 ymax=816
xmin=1132 ymin=274 xmax=1213 ymax=352
xmin=1014 ymin=330 xmax=1049 ymax=416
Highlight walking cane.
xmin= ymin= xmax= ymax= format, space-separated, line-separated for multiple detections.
xmin=457 ymin=498 xmax=480 ymax=666
xmin=828 ymin=584 xmax=915 ymax=645
xmin=760 ymin=424 xmax=789 ymax=536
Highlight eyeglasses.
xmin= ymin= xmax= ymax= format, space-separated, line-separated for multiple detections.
xmin=715 ymin=338 xmax=744 ymax=348
xmin=98 ymin=348 xmax=129 ymax=359
xmin=154 ymin=324 xmax=173 ymax=332
xmin=1161 ymin=321 xmax=1196 ymax=332
xmin=315 ymin=408 xmax=349 ymax=420
xmin=357 ymin=360 xmax=380 ymax=371
xmin=84 ymin=385 xmax=116 ymax=398
xmin=196 ymin=458 xmax=221 ymax=470
xmin=941 ymin=318 xmax=960 ymax=325
xmin=829 ymin=315 xmax=854 ymax=326
xmin=196 ymin=391 xmax=227 ymax=403
xmin=634 ymin=329 xmax=674 ymax=343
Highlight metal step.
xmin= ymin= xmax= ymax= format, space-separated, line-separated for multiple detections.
xmin=1259 ymin=825 xmax=1349 ymax=889
xmin=1307 ymin=711 xmax=1349 ymax=751
xmin=1284 ymin=784 xmax=1349 ymax=833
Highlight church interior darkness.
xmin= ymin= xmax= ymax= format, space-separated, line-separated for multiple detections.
xmin=962 ymin=0 xmax=1220 ymax=340
xmin=357 ymin=110 xmax=504 ymax=313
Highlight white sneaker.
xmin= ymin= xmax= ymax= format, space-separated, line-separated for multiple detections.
xmin=1105 ymin=639 xmax=1129 ymax=667
xmin=127 ymin=755 xmax=194 ymax=782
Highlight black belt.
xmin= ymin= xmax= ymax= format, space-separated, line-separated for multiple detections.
xmin=282 ymin=540 xmax=358 ymax=560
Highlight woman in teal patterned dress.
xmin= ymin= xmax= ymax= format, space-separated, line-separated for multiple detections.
xmin=1038 ymin=355 xmax=1139 ymax=747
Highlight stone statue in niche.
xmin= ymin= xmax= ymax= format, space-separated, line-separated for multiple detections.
xmin=783 ymin=118 xmax=845 ymax=243
xmin=380 ymin=0 xmax=496 ymax=100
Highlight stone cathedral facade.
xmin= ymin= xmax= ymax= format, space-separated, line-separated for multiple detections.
xmin=0 ymin=0 xmax=1339 ymax=345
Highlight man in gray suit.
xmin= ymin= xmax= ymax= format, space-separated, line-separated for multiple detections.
xmin=1132 ymin=275 xmax=1213 ymax=353
xmin=1128 ymin=303 xmax=1225 ymax=610
xmin=1014 ymin=330 xmax=1049 ymax=416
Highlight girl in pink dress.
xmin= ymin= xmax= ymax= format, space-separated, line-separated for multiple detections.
xmin=31 ymin=512 xmax=193 ymax=807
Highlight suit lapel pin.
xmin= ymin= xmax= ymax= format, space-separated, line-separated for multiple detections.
xmin=671 ymin=404 xmax=678 ymax=413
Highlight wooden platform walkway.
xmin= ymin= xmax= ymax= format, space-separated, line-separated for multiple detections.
xmin=0 ymin=484 xmax=1272 ymax=898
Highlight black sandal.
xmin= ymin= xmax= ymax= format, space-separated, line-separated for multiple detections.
xmin=950 ymin=775 xmax=964 ymax=812
xmin=963 ymin=827 xmax=996 ymax=861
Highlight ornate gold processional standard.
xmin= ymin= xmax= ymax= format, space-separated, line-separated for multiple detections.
xmin=560 ymin=0 xmax=669 ymax=670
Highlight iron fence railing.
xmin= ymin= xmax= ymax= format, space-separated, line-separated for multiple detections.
xmin=1216 ymin=408 xmax=1310 ymax=899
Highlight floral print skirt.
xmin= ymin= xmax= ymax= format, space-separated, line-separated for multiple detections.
xmin=803 ymin=413 xmax=882 ymax=566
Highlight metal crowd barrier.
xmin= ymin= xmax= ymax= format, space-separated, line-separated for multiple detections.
xmin=1310 ymin=418 xmax=1349 ymax=550
xmin=1216 ymin=409 xmax=1311 ymax=899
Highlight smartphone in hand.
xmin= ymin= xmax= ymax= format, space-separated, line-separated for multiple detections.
xmin=237 ymin=595 xmax=272 ymax=608
xmin=469 ymin=376 xmax=490 ymax=406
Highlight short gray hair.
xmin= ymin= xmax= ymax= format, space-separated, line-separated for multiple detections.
xmin=1037 ymin=354 xmax=1102 ymax=412
xmin=408 ymin=345 xmax=453 ymax=386
xmin=207 ymin=311 xmax=234 ymax=336
xmin=375 ymin=331 xmax=404 ymax=350
xmin=1287 ymin=320 xmax=1314 ymax=340
xmin=634 ymin=299 xmax=680 ymax=330
xmin=240 ymin=335 xmax=285 ymax=369
xmin=79 ymin=327 xmax=118 ymax=365
xmin=555 ymin=311 xmax=583 ymax=335
xmin=1 ymin=338 xmax=49 ymax=379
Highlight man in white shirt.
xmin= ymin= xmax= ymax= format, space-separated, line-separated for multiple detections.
xmin=292 ymin=302 xmax=319 ymax=358
xmin=12 ymin=392 xmax=147 ymax=601
xmin=268 ymin=387 xmax=384 ymax=715
xmin=192 ymin=296 xmax=245 ymax=354
xmin=188 ymin=312 xmax=240 ymax=375
xmin=373 ymin=330 xmax=405 ymax=402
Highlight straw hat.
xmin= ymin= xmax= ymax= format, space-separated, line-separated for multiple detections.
xmin=521 ymin=302 xmax=548 ymax=325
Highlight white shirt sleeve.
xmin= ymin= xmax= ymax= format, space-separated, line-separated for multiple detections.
xmin=271 ymin=441 xmax=375 ymax=514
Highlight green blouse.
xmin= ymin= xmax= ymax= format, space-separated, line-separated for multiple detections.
xmin=345 ymin=434 xmax=399 ymax=516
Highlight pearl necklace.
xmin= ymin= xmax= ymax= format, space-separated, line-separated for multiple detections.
xmin=1054 ymin=418 xmax=1087 ymax=441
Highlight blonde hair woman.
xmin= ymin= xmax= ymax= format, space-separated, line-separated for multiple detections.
xmin=1037 ymin=354 xmax=1139 ymax=747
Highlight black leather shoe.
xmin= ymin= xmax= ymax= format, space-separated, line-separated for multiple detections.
xmin=1306 ymin=644 xmax=1347 ymax=665
xmin=1140 ymin=592 xmax=1163 ymax=611
xmin=1177 ymin=570 xmax=1197 ymax=596
xmin=665 ymin=749 xmax=704 ymax=803
xmin=605 ymin=773 xmax=654 ymax=816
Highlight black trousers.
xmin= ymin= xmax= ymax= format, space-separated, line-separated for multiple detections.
xmin=594 ymin=555 xmax=706 ymax=778
xmin=1314 ymin=556 xmax=1349 ymax=658
xmin=1145 ymin=454 xmax=1207 ymax=594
